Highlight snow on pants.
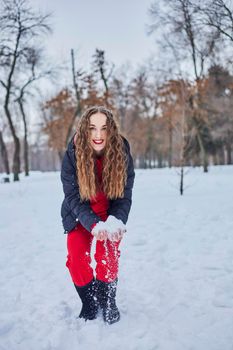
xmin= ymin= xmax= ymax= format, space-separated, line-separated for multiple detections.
xmin=66 ymin=223 xmax=121 ymax=287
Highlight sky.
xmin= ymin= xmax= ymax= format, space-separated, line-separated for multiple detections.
xmin=32 ymin=0 xmax=157 ymax=70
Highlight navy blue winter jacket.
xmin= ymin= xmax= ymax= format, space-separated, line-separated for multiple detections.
xmin=60 ymin=135 xmax=135 ymax=234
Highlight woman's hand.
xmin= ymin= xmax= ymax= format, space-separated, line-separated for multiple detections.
xmin=91 ymin=223 xmax=108 ymax=241
xmin=95 ymin=229 xmax=108 ymax=241
xmin=104 ymin=216 xmax=127 ymax=242
xmin=109 ymin=228 xmax=126 ymax=242
xmin=91 ymin=216 xmax=127 ymax=242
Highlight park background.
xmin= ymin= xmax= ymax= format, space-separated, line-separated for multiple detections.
xmin=1 ymin=1 xmax=233 ymax=349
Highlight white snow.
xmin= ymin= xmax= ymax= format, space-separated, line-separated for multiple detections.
xmin=0 ymin=166 xmax=233 ymax=350
xmin=92 ymin=215 xmax=126 ymax=241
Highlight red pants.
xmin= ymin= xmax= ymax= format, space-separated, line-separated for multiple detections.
xmin=66 ymin=223 xmax=121 ymax=287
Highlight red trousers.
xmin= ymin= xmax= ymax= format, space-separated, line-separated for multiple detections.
xmin=66 ymin=158 xmax=121 ymax=287
xmin=66 ymin=223 xmax=121 ymax=286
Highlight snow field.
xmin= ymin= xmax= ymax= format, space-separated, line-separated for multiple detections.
xmin=0 ymin=166 xmax=233 ymax=350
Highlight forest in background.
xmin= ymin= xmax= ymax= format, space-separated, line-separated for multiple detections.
xmin=1 ymin=0 xmax=233 ymax=181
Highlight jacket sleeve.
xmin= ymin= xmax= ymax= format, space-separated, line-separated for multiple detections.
xmin=60 ymin=149 xmax=101 ymax=232
xmin=107 ymin=138 xmax=135 ymax=224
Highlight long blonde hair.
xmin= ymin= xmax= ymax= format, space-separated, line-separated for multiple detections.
xmin=75 ymin=106 xmax=127 ymax=201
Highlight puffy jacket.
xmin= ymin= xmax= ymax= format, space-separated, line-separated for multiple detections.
xmin=60 ymin=134 xmax=135 ymax=234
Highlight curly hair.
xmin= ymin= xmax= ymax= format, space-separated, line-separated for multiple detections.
xmin=75 ymin=106 xmax=127 ymax=201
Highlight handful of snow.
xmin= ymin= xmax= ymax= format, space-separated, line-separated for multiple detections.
xmin=91 ymin=215 xmax=126 ymax=241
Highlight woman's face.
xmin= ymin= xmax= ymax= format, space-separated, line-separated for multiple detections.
xmin=89 ymin=112 xmax=107 ymax=154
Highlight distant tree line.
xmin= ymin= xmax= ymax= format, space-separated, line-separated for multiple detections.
xmin=0 ymin=0 xmax=233 ymax=181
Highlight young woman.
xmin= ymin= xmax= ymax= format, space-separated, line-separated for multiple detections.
xmin=60 ymin=106 xmax=135 ymax=325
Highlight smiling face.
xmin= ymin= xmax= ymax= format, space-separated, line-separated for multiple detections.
xmin=89 ymin=112 xmax=107 ymax=155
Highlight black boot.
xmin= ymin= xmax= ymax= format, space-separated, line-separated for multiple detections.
xmin=96 ymin=279 xmax=120 ymax=325
xmin=74 ymin=279 xmax=99 ymax=321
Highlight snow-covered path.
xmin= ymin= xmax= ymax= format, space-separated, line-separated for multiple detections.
xmin=1 ymin=166 xmax=233 ymax=350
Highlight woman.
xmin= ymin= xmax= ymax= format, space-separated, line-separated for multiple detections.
xmin=60 ymin=106 xmax=135 ymax=325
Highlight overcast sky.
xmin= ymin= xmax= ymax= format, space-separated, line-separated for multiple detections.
xmin=33 ymin=0 xmax=157 ymax=70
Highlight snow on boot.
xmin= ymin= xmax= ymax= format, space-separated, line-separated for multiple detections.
xmin=96 ymin=279 xmax=120 ymax=325
xmin=74 ymin=279 xmax=98 ymax=321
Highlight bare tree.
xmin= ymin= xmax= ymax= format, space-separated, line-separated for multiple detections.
xmin=0 ymin=129 xmax=10 ymax=174
xmin=110 ymin=64 xmax=133 ymax=132
xmin=129 ymin=67 xmax=159 ymax=168
xmin=0 ymin=0 xmax=51 ymax=180
xmin=42 ymin=89 xmax=72 ymax=161
xmin=63 ymin=49 xmax=84 ymax=148
xmin=202 ymin=64 xmax=233 ymax=165
xmin=92 ymin=48 xmax=114 ymax=105
xmin=199 ymin=0 xmax=233 ymax=42
xmin=148 ymin=0 xmax=220 ymax=172
xmin=14 ymin=47 xmax=54 ymax=176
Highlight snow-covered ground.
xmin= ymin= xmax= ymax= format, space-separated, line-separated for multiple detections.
xmin=1 ymin=166 xmax=233 ymax=350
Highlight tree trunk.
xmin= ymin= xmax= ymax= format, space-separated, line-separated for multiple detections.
xmin=168 ymin=115 xmax=173 ymax=168
xmin=18 ymin=99 xmax=29 ymax=176
xmin=139 ymin=156 xmax=146 ymax=169
xmin=218 ymin=145 xmax=225 ymax=165
xmin=65 ymin=49 xmax=82 ymax=147
xmin=4 ymin=104 xmax=20 ymax=181
xmin=180 ymin=166 xmax=184 ymax=195
xmin=119 ymin=110 xmax=126 ymax=132
xmin=226 ymin=143 xmax=232 ymax=165
xmin=196 ymin=128 xmax=208 ymax=172
xmin=226 ymin=131 xmax=232 ymax=164
xmin=212 ymin=152 xmax=218 ymax=166
xmin=0 ymin=131 xmax=10 ymax=175
xmin=157 ymin=153 xmax=163 ymax=168
xmin=58 ymin=150 xmax=64 ymax=164
xmin=148 ymin=153 xmax=153 ymax=169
